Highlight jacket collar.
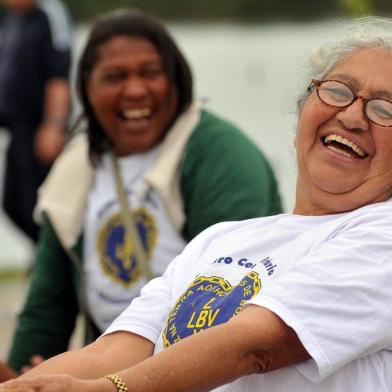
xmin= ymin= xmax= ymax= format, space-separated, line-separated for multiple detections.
xmin=35 ymin=102 xmax=201 ymax=249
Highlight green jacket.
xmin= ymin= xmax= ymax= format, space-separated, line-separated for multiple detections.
xmin=8 ymin=108 xmax=282 ymax=372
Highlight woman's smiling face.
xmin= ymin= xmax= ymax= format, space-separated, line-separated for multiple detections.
xmin=87 ymin=35 xmax=178 ymax=156
xmin=294 ymin=47 xmax=392 ymax=215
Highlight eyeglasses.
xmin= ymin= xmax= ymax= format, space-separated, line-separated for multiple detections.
xmin=308 ymin=79 xmax=392 ymax=127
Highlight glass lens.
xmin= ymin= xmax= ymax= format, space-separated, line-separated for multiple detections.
xmin=366 ymin=99 xmax=392 ymax=127
xmin=317 ymin=80 xmax=353 ymax=107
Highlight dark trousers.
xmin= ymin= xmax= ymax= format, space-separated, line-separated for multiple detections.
xmin=2 ymin=121 xmax=50 ymax=242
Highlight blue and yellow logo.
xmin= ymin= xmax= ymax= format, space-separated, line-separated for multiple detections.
xmin=163 ymin=271 xmax=261 ymax=347
xmin=97 ymin=208 xmax=157 ymax=287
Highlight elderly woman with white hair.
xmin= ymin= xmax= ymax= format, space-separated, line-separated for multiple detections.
xmin=2 ymin=16 xmax=392 ymax=392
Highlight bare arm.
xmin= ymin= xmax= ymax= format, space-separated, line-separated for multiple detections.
xmin=35 ymin=79 xmax=70 ymax=163
xmin=0 ymin=305 xmax=308 ymax=391
xmin=107 ymin=305 xmax=309 ymax=391
xmin=21 ymin=331 xmax=154 ymax=380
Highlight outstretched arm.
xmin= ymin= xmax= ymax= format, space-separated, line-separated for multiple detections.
xmin=17 ymin=331 xmax=154 ymax=380
xmin=104 ymin=305 xmax=309 ymax=392
xmin=0 ymin=305 xmax=309 ymax=391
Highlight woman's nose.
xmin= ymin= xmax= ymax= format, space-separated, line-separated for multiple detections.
xmin=123 ymin=76 xmax=148 ymax=98
xmin=335 ymin=97 xmax=370 ymax=132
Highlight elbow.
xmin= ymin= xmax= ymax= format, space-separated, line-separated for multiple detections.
xmin=246 ymin=350 xmax=275 ymax=374
xmin=228 ymin=305 xmax=310 ymax=376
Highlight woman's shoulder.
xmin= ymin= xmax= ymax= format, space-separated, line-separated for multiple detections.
xmin=194 ymin=214 xmax=282 ymax=242
xmin=191 ymin=109 xmax=252 ymax=142
xmin=185 ymin=109 xmax=270 ymax=166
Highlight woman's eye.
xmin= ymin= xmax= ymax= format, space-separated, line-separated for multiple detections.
xmin=142 ymin=68 xmax=164 ymax=79
xmin=369 ymin=101 xmax=392 ymax=119
xmin=325 ymin=87 xmax=352 ymax=101
xmin=102 ymin=73 xmax=125 ymax=83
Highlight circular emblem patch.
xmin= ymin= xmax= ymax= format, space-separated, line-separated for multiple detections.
xmin=163 ymin=271 xmax=261 ymax=347
xmin=97 ymin=208 xmax=157 ymax=287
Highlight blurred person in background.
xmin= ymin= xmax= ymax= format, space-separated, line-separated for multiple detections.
xmin=6 ymin=9 xmax=282 ymax=374
xmin=0 ymin=0 xmax=72 ymax=242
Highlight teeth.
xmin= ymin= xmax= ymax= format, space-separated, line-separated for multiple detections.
xmin=327 ymin=145 xmax=353 ymax=158
xmin=324 ymin=134 xmax=366 ymax=157
xmin=122 ymin=108 xmax=151 ymax=120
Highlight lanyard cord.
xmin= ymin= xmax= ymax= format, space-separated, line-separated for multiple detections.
xmin=111 ymin=152 xmax=154 ymax=281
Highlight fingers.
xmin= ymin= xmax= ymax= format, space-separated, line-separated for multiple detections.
xmin=20 ymin=355 xmax=45 ymax=375
xmin=30 ymin=356 xmax=44 ymax=368
xmin=19 ymin=367 xmax=31 ymax=376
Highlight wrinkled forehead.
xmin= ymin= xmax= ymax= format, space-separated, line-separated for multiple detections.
xmin=325 ymin=47 xmax=392 ymax=94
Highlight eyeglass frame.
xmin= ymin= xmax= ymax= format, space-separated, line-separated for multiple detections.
xmin=307 ymin=79 xmax=392 ymax=128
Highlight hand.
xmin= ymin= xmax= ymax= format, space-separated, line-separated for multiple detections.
xmin=0 ymin=375 xmax=103 ymax=392
xmin=34 ymin=122 xmax=67 ymax=163
xmin=20 ymin=356 xmax=45 ymax=375
xmin=0 ymin=362 xmax=16 ymax=382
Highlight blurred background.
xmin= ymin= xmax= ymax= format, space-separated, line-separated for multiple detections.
xmin=2 ymin=0 xmax=390 ymax=272
xmin=31 ymin=0 xmax=390 ymax=21
xmin=0 ymin=0 xmax=391 ymax=356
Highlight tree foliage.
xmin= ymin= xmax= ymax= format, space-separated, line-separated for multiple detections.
xmin=65 ymin=0 xmax=392 ymax=21
xmin=1 ymin=0 xmax=391 ymax=21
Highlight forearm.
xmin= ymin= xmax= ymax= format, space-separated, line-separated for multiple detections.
xmin=42 ymin=79 xmax=70 ymax=125
xmin=35 ymin=79 xmax=70 ymax=161
xmin=117 ymin=323 xmax=254 ymax=392
xmin=2 ymin=307 xmax=309 ymax=392
xmin=21 ymin=332 xmax=154 ymax=380
xmin=107 ymin=306 xmax=309 ymax=392
xmin=22 ymin=322 xmax=256 ymax=392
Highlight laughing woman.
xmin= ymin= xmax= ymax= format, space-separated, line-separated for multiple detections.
xmin=6 ymin=9 xmax=281 ymax=375
xmin=4 ymin=15 xmax=392 ymax=392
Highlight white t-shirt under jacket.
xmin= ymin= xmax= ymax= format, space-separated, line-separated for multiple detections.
xmin=104 ymin=199 xmax=392 ymax=391
xmin=84 ymin=149 xmax=186 ymax=331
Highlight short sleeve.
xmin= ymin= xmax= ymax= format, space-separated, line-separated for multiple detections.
xmin=248 ymin=210 xmax=392 ymax=382
xmin=103 ymin=221 xmax=230 ymax=344
xmin=102 ymin=257 xmax=180 ymax=344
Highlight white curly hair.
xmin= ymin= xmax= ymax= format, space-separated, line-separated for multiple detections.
xmin=297 ymin=16 xmax=392 ymax=110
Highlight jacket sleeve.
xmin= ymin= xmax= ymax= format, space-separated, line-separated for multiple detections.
xmin=7 ymin=216 xmax=79 ymax=373
xmin=180 ymin=111 xmax=282 ymax=240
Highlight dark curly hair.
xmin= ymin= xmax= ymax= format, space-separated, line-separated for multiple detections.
xmin=76 ymin=9 xmax=193 ymax=163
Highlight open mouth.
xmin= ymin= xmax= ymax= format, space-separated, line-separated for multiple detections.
xmin=322 ymin=134 xmax=368 ymax=159
xmin=119 ymin=108 xmax=152 ymax=121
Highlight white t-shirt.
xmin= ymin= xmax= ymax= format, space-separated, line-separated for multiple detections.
xmin=104 ymin=199 xmax=392 ymax=391
xmin=83 ymin=149 xmax=186 ymax=331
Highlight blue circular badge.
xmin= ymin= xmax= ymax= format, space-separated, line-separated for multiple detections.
xmin=97 ymin=208 xmax=157 ymax=287
xmin=163 ymin=271 xmax=261 ymax=347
